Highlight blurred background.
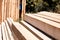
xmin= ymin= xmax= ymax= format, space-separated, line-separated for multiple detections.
xmin=26 ymin=0 xmax=60 ymax=13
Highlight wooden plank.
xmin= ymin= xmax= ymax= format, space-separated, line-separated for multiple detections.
xmin=25 ymin=14 xmax=60 ymax=28
xmin=12 ymin=22 xmax=40 ymax=40
xmin=4 ymin=22 xmax=10 ymax=40
xmin=21 ymin=21 xmax=52 ymax=40
xmin=5 ymin=20 xmax=14 ymax=40
xmin=8 ymin=18 xmax=40 ymax=40
xmin=7 ymin=18 xmax=19 ymax=40
xmin=7 ymin=18 xmax=12 ymax=27
xmin=0 ymin=0 xmax=2 ymax=23
xmin=34 ymin=14 xmax=60 ymax=23
xmin=38 ymin=11 xmax=60 ymax=20
xmin=0 ymin=25 xmax=2 ymax=40
xmin=7 ymin=18 xmax=13 ymax=30
xmin=24 ymin=14 xmax=60 ymax=40
xmin=2 ymin=22 xmax=7 ymax=40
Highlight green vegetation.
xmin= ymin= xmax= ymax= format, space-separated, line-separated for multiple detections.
xmin=26 ymin=0 xmax=60 ymax=13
